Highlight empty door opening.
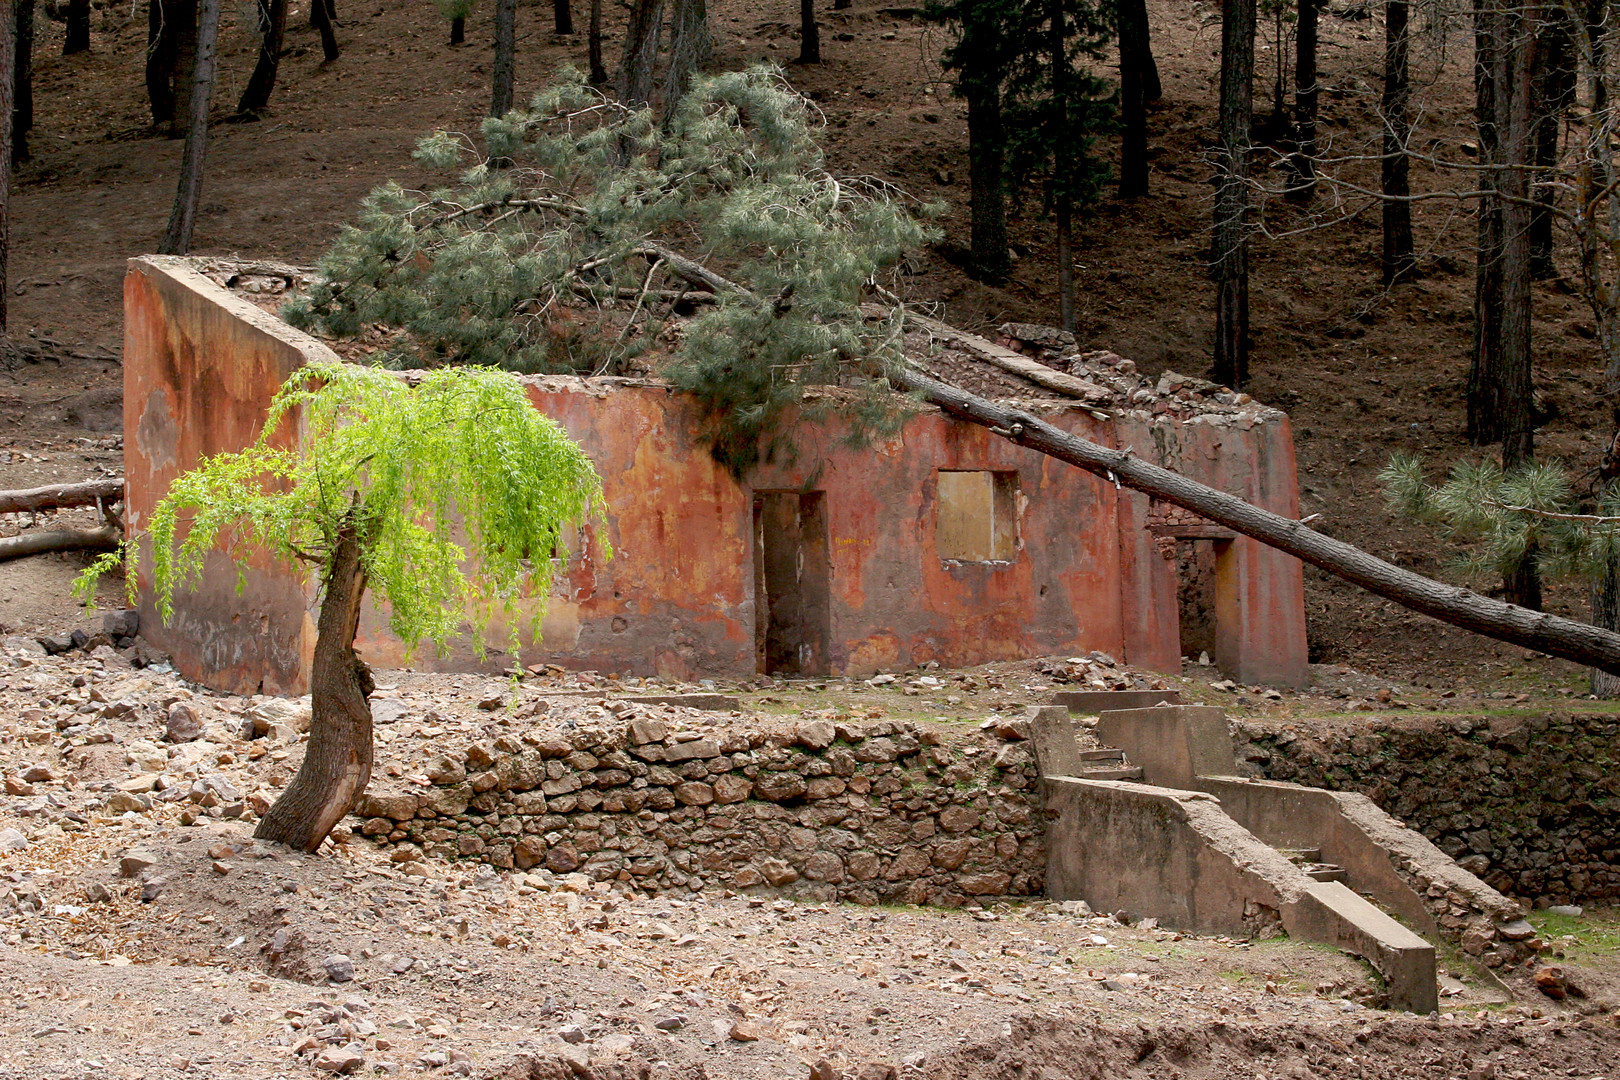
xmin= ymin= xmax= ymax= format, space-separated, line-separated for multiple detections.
xmin=1176 ymin=538 xmax=1220 ymax=663
xmin=753 ymin=491 xmax=831 ymax=675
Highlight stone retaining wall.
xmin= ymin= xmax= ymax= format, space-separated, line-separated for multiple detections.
xmin=351 ymin=710 xmax=1044 ymax=906
xmin=1233 ymin=712 xmax=1620 ymax=906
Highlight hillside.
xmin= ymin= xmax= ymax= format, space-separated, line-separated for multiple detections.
xmin=0 ymin=0 xmax=1607 ymax=693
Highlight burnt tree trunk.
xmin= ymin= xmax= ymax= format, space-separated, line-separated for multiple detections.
xmin=616 ymin=0 xmax=662 ymax=106
xmin=1592 ymin=557 xmax=1620 ymax=696
xmin=553 ymin=0 xmax=573 ymax=34
xmin=311 ymin=0 xmax=338 ymax=62
xmin=237 ymin=0 xmax=286 ymax=116
xmin=1469 ymin=0 xmax=1505 ymax=444
xmin=1118 ymin=0 xmax=1150 ymax=198
xmin=1211 ymin=0 xmax=1254 ymax=389
xmin=157 ymin=0 xmax=218 ymax=255
xmin=664 ymin=0 xmax=710 ymax=122
xmin=450 ymin=14 xmax=463 ymax=44
xmin=587 ymin=0 xmax=606 ymax=83
xmin=1287 ymin=0 xmax=1319 ymax=200
xmin=10 ymin=0 xmax=28 ymax=164
xmin=885 ymin=363 xmax=1620 ymax=677
xmin=1381 ymin=0 xmax=1414 ymax=284
xmin=64 ymin=0 xmax=89 ymax=54
xmin=798 ymin=0 xmax=819 ymax=63
xmin=491 ymin=0 xmax=515 ymax=116
xmin=253 ymin=520 xmax=376 ymax=852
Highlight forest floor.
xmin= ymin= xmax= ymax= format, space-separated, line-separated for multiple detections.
xmin=3 ymin=1 xmax=1620 ymax=1074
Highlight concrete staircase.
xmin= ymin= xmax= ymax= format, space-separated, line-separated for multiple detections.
xmin=1070 ymin=747 xmax=1143 ymax=782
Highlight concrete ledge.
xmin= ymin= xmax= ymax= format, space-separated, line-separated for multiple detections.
xmin=1051 ymin=689 xmax=1183 ymax=714
xmin=1095 ymin=705 xmax=1234 ymax=789
xmin=1285 ymin=880 xmax=1437 ymax=1015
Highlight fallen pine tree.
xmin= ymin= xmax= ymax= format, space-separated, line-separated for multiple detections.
xmin=0 ymin=477 xmax=124 ymax=563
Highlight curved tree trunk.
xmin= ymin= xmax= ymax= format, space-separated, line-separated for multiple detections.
xmin=887 ymin=363 xmax=1620 ymax=677
xmin=491 ymin=0 xmax=516 ymax=117
xmin=64 ymin=0 xmax=89 ymax=54
xmin=157 ymin=0 xmax=218 ymax=256
xmin=254 ymin=520 xmax=375 ymax=852
xmin=1211 ymin=0 xmax=1255 ymax=389
xmin=237 ymin=0 xmax=286 ymax=116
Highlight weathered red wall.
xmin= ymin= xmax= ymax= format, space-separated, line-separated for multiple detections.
xmin=124 ymin=257 xmax=1310 ymax=690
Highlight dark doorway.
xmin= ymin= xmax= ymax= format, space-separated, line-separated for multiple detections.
xmin=753 ymin=491 xmax=831 ymax=675
xmin=1175 ymin=538 xmax=1220 ymax=662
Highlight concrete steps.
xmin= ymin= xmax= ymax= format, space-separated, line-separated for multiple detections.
xmin=1278 ymin=847 xmax=1351 ymax=884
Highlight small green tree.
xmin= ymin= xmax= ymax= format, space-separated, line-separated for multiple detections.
xmin=1382 ymin=454 xmax=1620 ymax=694
xmin=80 ymin=364 xmax=606 ymax=851
xmin=436 ymin=0 xmax=475 ymax=45
xmin=283 ymin=67 xmax=939 ymax=476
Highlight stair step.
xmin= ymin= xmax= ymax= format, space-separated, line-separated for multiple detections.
xmin=1278 ymin=848 xmax=1324 ymax=864
xmin=1305 ymin=865 xmax=1349 ymax=884
xmin=1078 ymin=748 xmax=1125 ymax=762
xmin=1077 ymin=765 xmax=1144 ymax=781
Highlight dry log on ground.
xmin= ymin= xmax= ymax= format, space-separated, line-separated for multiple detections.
xmin=0 ymin=477 xmax=124 ymax=515
xmin=0 ymin=525 xmax=122 ymax=562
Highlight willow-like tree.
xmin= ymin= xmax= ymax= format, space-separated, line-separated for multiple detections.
xmin=79 ymin=364 xmax=606 ymax=851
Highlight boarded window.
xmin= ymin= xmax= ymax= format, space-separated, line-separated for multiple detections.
xmin=936 ymin=470 xmax=1017 ymax=561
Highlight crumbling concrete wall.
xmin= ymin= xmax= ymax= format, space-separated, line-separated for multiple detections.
xmin=124 ymin=256 xmax=1310 ymax=689
xmin=351 ymin=714 xmax=1044 ymax=906
xmin=1234 ymin=712 xmax=1620 ymax=906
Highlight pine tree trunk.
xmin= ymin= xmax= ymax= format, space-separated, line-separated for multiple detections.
xmin=11 ymin=0 xmax=28 ymax=165
xmin=1592 ymin=557 xmax=1620 ymax=697
xmin=616 ymin=0 xmax=662 ymax=107
xmin=798 ymin=0 xmax=820 ymax=63
xmin=587 ymin=0 xmax=606 ymax=84
xmin=1051 ymin=0 xmax=1074 ymax=327
xmin=1118 ymin=0 xmax=1150 ymax=198
xmin=1212 ymin=0 xmax=1254 ymax=389
xmin=1381 ymin=0 xmax=1414 ymax=284
xmin=64 ymin=0 xmax=89 ymax=54
xmin=965 ymin=80 xmax=1009 ymax=282
xmin=491 ymin=0 xmax=515 ymax=117
xmin=886 ymin=364 xmax=1620 ymax=678
xmin=145 ymin=0 xmax=177 ymax=128
xmin=157 ymin=0 xmax=218 ymax=256
xmin=171 ymin=0 xmax=197 ymax=134
xmin=1468 ymin=0 xmax=1505 ymax=444
xmin=1287 ymin=0 xmax=1318 ymax=201
xmin=311 ymin=0 xmax=338 ymax=62
xmin=236 ymin=0 xmax=286 ymax=116
xmin=664 ymin=0 xmax=709 ymax=122
xmin=553 ymin=0 xmax=573 ymax=34
xmin=450 ymin=13 xmax=463 ymax=44
xmin=253 ymin=521 xmax=375 ymax=852
xmin=0 ymin=0 xmax=13 ymax=337
xmin=1529 ymin=13 xmax=1570 ymax=280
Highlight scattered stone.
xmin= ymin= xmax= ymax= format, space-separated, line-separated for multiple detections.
xmin=323 ymin=954 xmax=356 ymax=983
xmin=0 ymin=828 xmax=27 ymax=852
xmin=728 ymin=1020 xmax=762 ymax=1042
xmin=165 ymin=702 xmax=205 ymax=743
xmin=102 ymin=609 xmax=140 ymax=639
xmin=653 ymin=1015 xmax=686 ymax=1031
xmin=313 ymin=1046 xmax=366 ymax=1074
xmin=119 ymin=849 xmax=157 ymax=877
xmin=1547 ymin=904 xmax=1584 ymax=917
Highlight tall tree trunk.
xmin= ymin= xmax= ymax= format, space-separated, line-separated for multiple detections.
xmin=64 ymin=0 xmax=89 ymax=54
xmin=587 ymin=0 xmax=606 ymax=84
xmin=157 ymin=0 xmax=218 ymax=256
xmin=1469 ymin=0 xmax=1505 ymax=444
xmin=1051 ymin=0 xmax=1074 ymax=328
xmin=664 ymin=0 xmax=710 ymax=122
xmin=0 ymin=0 xmax=13 ymax=337
xmin=885 ymin=363 xmax=1620 ymax=678
xmin=1592 ymin=557 xmax=1620 ymax=696
xmin=311 ymin=0 xmax=338 ymax=62
xmin=491 ymin=0 xmax=515 ymax=116
xmin=450 ymin=13 xmax=463 ymax=44
xmin=1211 ymin=0 xmax=1255 ymax=389
xmin=11 ymin=0 xmax=28 ymax=165
xmin=254 ymin=520 xmax=375 ymax=852
xmin=553 ymin=0 xmax=573 ymax=34
xmin=1118 ymin=0 xmax=1150 ymax=198
xmin=172 ymin=0 xmax=197 ymax=132
xmin=617 ymin=0 xmax=662 ymax=106
xmin=145 ymin=0 xmax=177 ymax=128
xmin=1530 ymin=12 xmax=1571 ymax=279
xmin=798 ymin=0 xmax=820 ymax=63
xmin=236 ymin=0 xmax=286 ymax=116
xmin=965 ymin=80 xmax=1009 ymax=282
xmin=1287 ymin=0 xmax=1319 ymax=201
xmin=1381 ymin=0 xmax=1414 ymax=284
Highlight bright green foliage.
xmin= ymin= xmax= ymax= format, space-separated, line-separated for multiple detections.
xmin=78 ymin=364 xmax=606 ymax=656
xmin=284 ymin=67 xmax=939 ymax=475
xmin=1381 ymin=454 xmax=1620 ymax=584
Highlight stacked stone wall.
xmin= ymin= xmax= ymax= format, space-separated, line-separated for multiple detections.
xmin=351 ymin=710 xmax=1045 ymax=905
xmin=1233 ymin=712 xmax=1620 ymax=906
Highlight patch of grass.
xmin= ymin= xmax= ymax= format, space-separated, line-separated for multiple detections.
xmin=1528 ymin=906 xmax=1620 ymax=965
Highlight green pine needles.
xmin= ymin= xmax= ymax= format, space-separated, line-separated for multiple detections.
xmin=78 ymin=364 xmax=607 ymax=657
xmin=283 ymin=66 xmax=941 ymax=475
xmin=1381 ymin=454 xmax=1620 ymax=585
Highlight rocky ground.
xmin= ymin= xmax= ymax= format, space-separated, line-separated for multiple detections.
xmin=5 ymin=633 xmax=1620 ymax=1078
